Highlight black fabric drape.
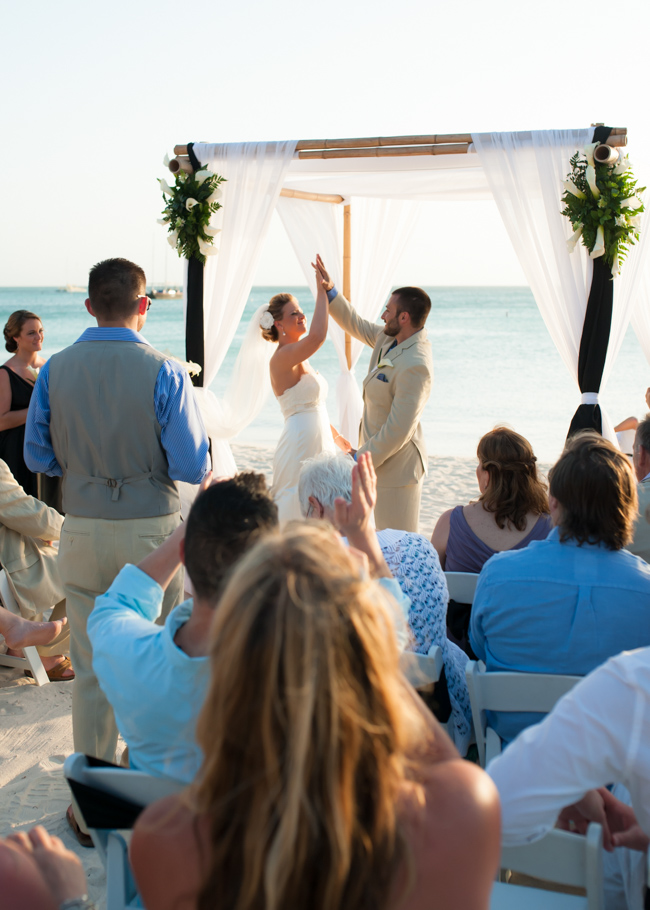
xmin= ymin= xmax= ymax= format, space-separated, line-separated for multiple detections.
xmin=566 ymin=126 xmax=613 ymax=440
xmin=185 ymin=142 xmax=205 ymax=388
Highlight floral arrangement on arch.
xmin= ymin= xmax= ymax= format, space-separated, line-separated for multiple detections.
xmin=562 ymin=143 xmax=644 ymax=277
xmin=158 ymin=156 xmax=226 ymax=264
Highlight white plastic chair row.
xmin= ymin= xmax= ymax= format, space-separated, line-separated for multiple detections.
xmin=0 ymin=568 xmax=50 ymax=685
xmin=64 ymin=753 xmax=184 ymax=910
xmin=444 ymin=570 xmax=479 ymax=604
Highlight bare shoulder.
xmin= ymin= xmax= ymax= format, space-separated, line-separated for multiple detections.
xmin=396 ymin=761 xmax=500 ymax=910
xmin=431 ymin=508 xmax=453 ymax=555
xmin=131 ymin=795 xmax=205 ymax=910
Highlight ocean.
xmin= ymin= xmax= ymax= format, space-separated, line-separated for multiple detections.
xmin=1 ymin=286 xmax=646 ymax=463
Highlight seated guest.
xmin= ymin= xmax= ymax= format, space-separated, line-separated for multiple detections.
xmin=488 ymin=647 xmax=650 ymax=909
xmin=431 ymin=426 xmax=551 ymax=572
xmin=0 ymin=606 xmax=66 ymax=653
xmin=470 ymin=431 xmax=650 ymax=745
xmin=0 ymin=458 xmax=71 ymax=680
xmin=628 ymin=414 xmax=650 ymax=562
xmin=299 ymin=451 xmax=472 ymax=755
xmin=88 ymin=473 xmax=278 ymax=787
xmin=131 ymin=471 xmax=500 ymax=910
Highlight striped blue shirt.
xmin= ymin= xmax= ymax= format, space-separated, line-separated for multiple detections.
xmin=25 ymin=327 xmax=211 ymax=484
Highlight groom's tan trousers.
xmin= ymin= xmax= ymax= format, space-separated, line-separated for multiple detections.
xmin=375 ymin=480 xmax=423 ymax=533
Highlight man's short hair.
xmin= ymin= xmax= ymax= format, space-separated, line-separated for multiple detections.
xmin=636 ymin=415 xmax=650 ymax=455
xmin=298 ymin=452 xmax=354 ymax=517
xmin=88 ymin=258 xmax=146 ymax=320
xmin=184 ymin=473 xmax=278 ymax=603
xmin=393 ymin=287 xmax=431 ymax=329
xmin=549 ymin=431 xmax=637 ymax=550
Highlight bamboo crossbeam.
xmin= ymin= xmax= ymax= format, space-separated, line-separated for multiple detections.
xmin=173 ymin=128 xmax=627 ymax=160
xmin=298 ymin=144 xmax=470 ymax=159
xmin=280 ymin=188 xmax=344 ymax=204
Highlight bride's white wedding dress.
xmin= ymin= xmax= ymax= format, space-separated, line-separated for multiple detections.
xmin=272 ymin=371 xmax=337 ymax=524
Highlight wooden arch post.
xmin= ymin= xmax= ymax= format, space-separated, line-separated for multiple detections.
xmin=343 ymin=204 xmax=352 ymax=369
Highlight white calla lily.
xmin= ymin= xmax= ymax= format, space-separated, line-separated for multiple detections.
xmin=159 ymin=178 xmax=174 ymax=197
xmin=563 ymin=179 xmax=586 ymax=199
xmin=185 ymin=198 xmax=199 ymax=211
xmin=208 ymin=187 xmax=223 ymax=204
xmin=585 ymin=165 xmax=600 ymax=199
xmin=198 ymin=237 xmax=219 ymax=257
xmin=566 ymin=223 xmax=584 ymax=253
xmin=203 ymin=225 xmax=221 ymax=237
xmin=621 ymin=196 xmax=642 ymax=210
xmin=163 ymin=153 xmax=170 ymax=168
xmin=584 ymin=142 xmax=599 ymax=167
xmin=156 ymin=217 xmax=169 ymax=225
xmin=590 ymin=225 xmax=605 ymax=259
xmin=627 ymin=214 xmax=643 ymax=229
xmin=195 ymin=169 xmax=215 ymax=185
xmin=167 ymin=230 xmax=179 ymax=249
xmin=611 ymin=255 xmax=621 ymax=278
xmin=614 ymin=155 xmax=631 ymax=175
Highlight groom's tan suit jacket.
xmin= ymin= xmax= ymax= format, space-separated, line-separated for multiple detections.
xmin=330 ymin=294 xmax=433 ymax=531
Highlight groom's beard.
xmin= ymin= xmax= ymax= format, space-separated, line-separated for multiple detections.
xmin=383 ymin=317 xmax=400 ymax=337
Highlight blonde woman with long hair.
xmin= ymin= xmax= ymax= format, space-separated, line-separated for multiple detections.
xmin=131 ymin=457 xmax=500 ymax=910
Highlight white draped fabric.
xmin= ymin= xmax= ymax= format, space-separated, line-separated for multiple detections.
xmin=628 ymin=209 xmax=650 ymax=366
xmin=277 ymin=195 xmax=420 ymax=441
xmin=186 ymin=140 xmax=297 ymax=473
xmin=471 ymin=128 xmax=633 ymax=446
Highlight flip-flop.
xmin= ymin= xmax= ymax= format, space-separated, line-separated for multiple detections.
xmin=25 ymin=656 xmax=75 ymax=682
xmin=66 ymin=804 xmax=94 ymax=848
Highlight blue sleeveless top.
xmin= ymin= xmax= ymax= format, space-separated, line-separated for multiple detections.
xmin=445 ymin=506 xmax=552 ymax=574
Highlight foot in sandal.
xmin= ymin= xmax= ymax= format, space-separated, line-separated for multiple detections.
xmin=1 ymin=610 xmax=68 ymax=651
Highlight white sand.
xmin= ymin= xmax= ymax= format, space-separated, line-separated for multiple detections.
xmin=0 ymin=446 xmax=551 ymax=907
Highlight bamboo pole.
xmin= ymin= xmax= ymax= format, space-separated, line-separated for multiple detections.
xmin=343 ymin=204 xmax=352 ymax=370
xmin=173 ymin=128 xmax=627 ymax=159
xmin=299 ymin=144 xmax=470 ymax=160
xmin=168 ymin=156 xmax=193 ymax=174
xmin=280 ymin=188 xmax=344 ymax=204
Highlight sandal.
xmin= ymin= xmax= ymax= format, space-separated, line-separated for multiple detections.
xmin=66 ymin=804 xmax=94 ymax=848
xmin=25 ymin=656 xmax=75 ymax=682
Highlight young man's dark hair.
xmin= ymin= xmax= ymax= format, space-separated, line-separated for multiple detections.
xmin=88 ymin=258 xmax=147 ymax=320
xmin=393 ymin=287 xmax=432 ymax=329
xmin=184 ymin=472 xmax=278 ymax=603
xmin=549 ymin=431 xmax=637 ymax=550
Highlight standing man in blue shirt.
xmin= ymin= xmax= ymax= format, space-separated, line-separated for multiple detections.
xmin=25 ymin=258 xmax=210 ymax=843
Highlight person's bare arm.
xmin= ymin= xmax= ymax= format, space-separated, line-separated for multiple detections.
xmin=5 ymin=827 xmax=88 ymax=908
xmin=314 ymin=254 xmax=384 ymax=348
xmin=431 ymin=508 xmax=452 ymax=569
xmin=0 ymin=368 xmax=28 ymax=432
xmin=334 ymin=453 xmax=391 ymax=579
xmin=272 ymin=280 xmax=329 ymax=372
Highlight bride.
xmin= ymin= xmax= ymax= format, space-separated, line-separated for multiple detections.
xmin=259 ymin=270 xmax=351 ymax=523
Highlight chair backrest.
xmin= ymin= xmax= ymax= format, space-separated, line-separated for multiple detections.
xmin=496 ymin=824 xmax=604 ymax=910
xmin=444 ymin=571 xmax=479 ymax=603
xmin=465 ymin=661 xmax=581 ymax=766
xmin=400 ymin=645 xmax=443 ymax=688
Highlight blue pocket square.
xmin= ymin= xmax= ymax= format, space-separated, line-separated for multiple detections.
xmin=376 ymin=373 xmax=389 ymax=383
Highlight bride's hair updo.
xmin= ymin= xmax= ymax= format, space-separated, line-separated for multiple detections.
xmin=261 ymin=293 xmax=294 ymax=343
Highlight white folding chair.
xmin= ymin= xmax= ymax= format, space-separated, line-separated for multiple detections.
xmin=492 ymin=824 xmax=604 ymax=910
xmin=0 ymin=568 xmax=50 ymax=685
xmin=64 ymin=753 xmax=184 ymax=910
xmin=400 ymin=644 xmax=443 ymax=688
xmin=444 ymin=570 xmax=479 ymax=604
xmin=465 ymin=661 xmax=581 ymax=767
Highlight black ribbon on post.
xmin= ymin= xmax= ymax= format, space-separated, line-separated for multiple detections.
xmin=185 ymin=142 xmax=204 ymax=388
xmin=566 ymin=126 xmax=613 ymax=440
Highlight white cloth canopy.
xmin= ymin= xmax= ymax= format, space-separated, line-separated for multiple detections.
xmin=188 ymin=129 xmax=642 ymax=473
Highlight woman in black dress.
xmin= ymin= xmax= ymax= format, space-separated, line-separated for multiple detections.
xmin=0 ymin=310 xmax=46 ymax=497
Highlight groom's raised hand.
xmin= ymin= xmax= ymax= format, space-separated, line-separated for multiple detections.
xmin=311 ymin=254 xmax=334 ymax=292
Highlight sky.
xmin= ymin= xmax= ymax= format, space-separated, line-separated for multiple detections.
xmin=2 ymin=0 xmax=650 ymax=287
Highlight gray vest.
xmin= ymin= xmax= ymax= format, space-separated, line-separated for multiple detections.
xmin=49 ymin=341 xmax=180 ymax=519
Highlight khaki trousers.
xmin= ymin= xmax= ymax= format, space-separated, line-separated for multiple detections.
xmin=375 ymin=479 xmax=424 ymax=533
xmin=58 ymin=512 xmax=182 ymax=765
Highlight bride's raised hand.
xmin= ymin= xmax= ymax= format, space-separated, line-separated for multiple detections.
xmin=311 ymin=254 xmax=334 ymax=292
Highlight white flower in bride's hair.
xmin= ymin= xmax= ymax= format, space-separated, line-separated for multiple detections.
xmin=194 ymin=168 xmax=215 ymax=185
xmin=159 ymin=178 xmax=174 ymax=197
xmin=203 ymin=225 xmax=221 ymax=237
xmin=197 ymin=237 xmax=218 ymax=257
xmin=185 ymin=198 xmax=199 ymax=211
xmin=260 ymin=311 xmax=275 ymax=330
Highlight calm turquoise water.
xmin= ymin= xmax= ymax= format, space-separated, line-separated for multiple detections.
xmin=1 ymin=286 xmax=647 ymax=462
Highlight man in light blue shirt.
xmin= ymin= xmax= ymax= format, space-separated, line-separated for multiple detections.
xmin=470 ymin=431 xmax=650 ymax=745
xmin=88 ymin=474 xmax=279 ymax=784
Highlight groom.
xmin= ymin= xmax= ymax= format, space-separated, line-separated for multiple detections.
xmin=314 ymin=256 xmax=433 ymax=532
